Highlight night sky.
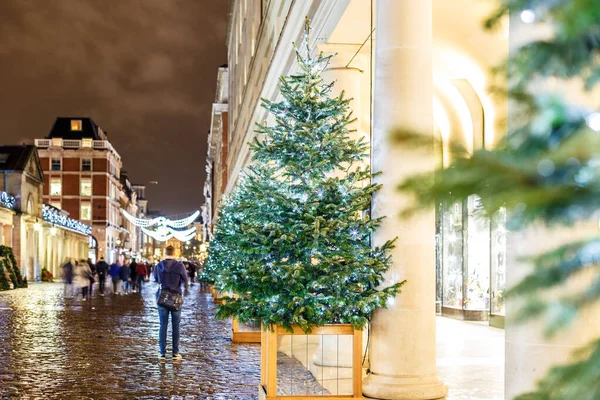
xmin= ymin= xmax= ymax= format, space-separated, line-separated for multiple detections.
xmin=0 ymin=0 xmax=229 ymax=216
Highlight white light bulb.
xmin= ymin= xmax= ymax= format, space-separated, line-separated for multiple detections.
xmin=520 ymin=9 xmax=535 ymax=24
xmin=586 ymin=112 xmax=600 ymax=132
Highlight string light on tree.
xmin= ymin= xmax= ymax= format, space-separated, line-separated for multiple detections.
xmin=586 ymin=111 xmax=600 ymax=132
xmin=520 ymin=9 xmax=535 ymax=23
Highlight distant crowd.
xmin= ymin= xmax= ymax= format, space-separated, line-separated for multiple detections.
xmin=61 ymin=256 xmax=201 ymax=300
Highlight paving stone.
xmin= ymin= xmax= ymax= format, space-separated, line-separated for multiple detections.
xmin=0 ymin=283 xmax=261 ymax=399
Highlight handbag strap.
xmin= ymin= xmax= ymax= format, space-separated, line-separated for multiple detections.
xmin=157 ymin=261 xmax=164 ymax=289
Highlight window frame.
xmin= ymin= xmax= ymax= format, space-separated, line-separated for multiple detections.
xmin=81 ymin=158 xmax=92 ymax=172
xmin=71 ymin=120 xmax=83 ymax=131
xmin=51 ymin=158 xmax=61 ymax=171
xmin=50 ymin=178 xmax=62 ymax=196
xmin=80 ymin=203 xmax=92 ymax=221
xmin=80 ymin=177 xmax=92 ymax=197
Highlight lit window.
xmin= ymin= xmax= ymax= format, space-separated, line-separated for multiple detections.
xmin=51 ymin=158 xmax=61 ymax=171
xmin=80 ymin=203 xmax=92 ymax=220
xmin=80 ymin=178 xmax=92 ymax=196
xmin=50 ymin=178 xmax=62 ymax=196
xmin=71 ymin=120 xmax=82 ymax=131
xmin=50 ymin=201 xmax=61 ymax=210
xmin=82 ymin=138 xmax=92 ymax=148
xmin=82 ymin=159 xmax=92 ymax=171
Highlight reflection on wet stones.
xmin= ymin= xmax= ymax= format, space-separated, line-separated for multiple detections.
xmin=0 ymin=283 xmax=261 ymax=399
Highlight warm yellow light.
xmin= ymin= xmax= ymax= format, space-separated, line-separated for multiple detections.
xmin=34 ymin=223 xmax=42 ymax=231
xmin=435 ymin=76 xmax=474 ymax=154
xmin=433 ymin=47 xmax=496 ymax=148
xmin=50 ymin=227 xmax=57 ymax=236
xmin=71 ymin=120 xmax=82 ymax=131
xmin=434 ymin=96 xmax=452 ymax=168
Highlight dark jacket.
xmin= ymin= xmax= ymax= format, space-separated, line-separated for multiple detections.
xmin=63 ymin=262 xmax=74 ymax=284
xmin=96 ymin=261 xmax=109 ymax=277
xmin=109 ymin=263 xmax=120 ymax=278
xmin=130 ymin=262 xmax=137 ymax=279
xmin=119 ymin=265 xmax=131 ymax=281
xmin=154 ymin=258 xmax=188 ymax=295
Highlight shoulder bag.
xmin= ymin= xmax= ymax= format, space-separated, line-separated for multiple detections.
xmin=156 ymin=262 xmax=183 ymax=311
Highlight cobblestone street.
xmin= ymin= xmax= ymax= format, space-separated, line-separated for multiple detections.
xmin=0 ymin=283 xmax=261 ymax=399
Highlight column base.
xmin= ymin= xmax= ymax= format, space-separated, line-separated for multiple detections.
xmin=363 ymin=373 xmax=448 ymax=400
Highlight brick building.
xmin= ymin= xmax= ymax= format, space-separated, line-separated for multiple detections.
xmin=35 ymin=117 xmax=127 ymax=263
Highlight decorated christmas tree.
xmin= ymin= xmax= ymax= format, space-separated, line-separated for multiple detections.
xmin=398 ymin=1 xmax=600 ymax=398
xmin=207 ymin=22 xmax=403 ymax=333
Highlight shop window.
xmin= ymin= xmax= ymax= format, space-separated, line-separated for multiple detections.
xmin=80 ymin=203 xmax=92 ymax=221
xmin=80 ymin=178 xmax=92 ymax=196
xmin=50 ymin=178 xmax=62 ymax=196
xmin=50 ymin=201 xmax=61 ymax=210
xmin=491 ymin=208 xmax=507 ymax=317
xmin=51 ymin=158 xmax=61 ymax=171
xmin=82 ymin=159 xmax=92 ymax=171
xmin=71 ymin=120 xmax=82 ymax=131
xmin=441 ymin=201 xmax=464 ymax=310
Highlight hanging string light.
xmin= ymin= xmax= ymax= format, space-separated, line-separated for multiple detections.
xmin=141 ymin=226 xmax=196 ymax=242
xmin=121 ymin=209 xmax=200 ymax=229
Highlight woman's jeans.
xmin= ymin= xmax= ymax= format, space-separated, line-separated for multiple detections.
xmin=158 ymin=305 xmax=182 ymax=355
xmin=111 ymin=277 xmax=119 ymax=293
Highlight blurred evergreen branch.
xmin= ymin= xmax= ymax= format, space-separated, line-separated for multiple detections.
xmin=397 ymin=0 xmax=600 ymax=398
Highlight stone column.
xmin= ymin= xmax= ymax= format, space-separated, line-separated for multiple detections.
xmin=0 ymin=223 xmax=4 ymax=246
xmin=363 ymin=0 xmax=447 ymax=399
xmin=505 ymin=225 xmax=600 ymax=398
xmin=320 ymin=45 xmax=364 ymax=143
xmin=3 ymin=224 xmax=13 ymax=247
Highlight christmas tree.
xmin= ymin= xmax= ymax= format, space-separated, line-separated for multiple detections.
xmin=398 ymin=1 xmax=600 ymax=398
xmin=207 ymin=21 xmax=403 ymax=333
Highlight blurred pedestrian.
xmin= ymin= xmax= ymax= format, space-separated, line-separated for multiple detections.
xmin=188 ymin=262 xmax=197 ymax=285
xmin=74 ymin=260 xmax=92 ymax=301
xmin=130 ymin=258 xmax=138 ymax=292
xmin=120 ymin=260 xmax=131 ymax=295
xmin=109 ymin=260 xmax=121 ymax=295
xmin=87 ymin=258 xmax=96 ymax=297
xmin=147 ymin=261 xmax=154 ymax=280
xmin=95 ymin=257 xmax=109 ymax=296
xmin=62 ymin=258 xmax=74 ymax=298
xmin=154 ymin=246 xmax=188 ymax=361
xmin=135 ymin=261 xmax=148 ymax=294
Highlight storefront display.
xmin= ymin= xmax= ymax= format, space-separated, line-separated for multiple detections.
xmin=490 ymin=207 xmax=507 ymax=327
xmin=436 ymin=197 xmax=506 ymax=324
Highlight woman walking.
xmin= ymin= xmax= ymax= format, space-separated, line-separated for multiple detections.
xmin=74 ymin=260 xmax=92 ymax=301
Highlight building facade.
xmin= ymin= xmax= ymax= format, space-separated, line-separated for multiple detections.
xmin=0 ymin=145 xmax=88 ymax=280
xmin=36 ymin=117 xmax=128 ymax=263
xmin=118 ymin=170 xmax=142 ymax=259
xmin=202 ymin=66 xmax=229 ymax=239
xmin=206 ymin=0 xmax=518 ymax=398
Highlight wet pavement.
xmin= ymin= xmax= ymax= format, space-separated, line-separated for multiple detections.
xmin=0 ymin=282 xmax=261 ymax=399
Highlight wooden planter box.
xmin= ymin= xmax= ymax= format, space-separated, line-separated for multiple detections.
xmin=210 ymin=287 xmax=224 ymax=304
xmin=232 ymin=318 xmax=262 ymax=343
xmin=259 ymin=324 xmax=363 ymax=400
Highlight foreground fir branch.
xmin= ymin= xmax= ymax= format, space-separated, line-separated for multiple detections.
xmin=207 ymin=24 xmax=402 ymax=333
xmin=398 ymin=1 xmax=600 ymax=398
